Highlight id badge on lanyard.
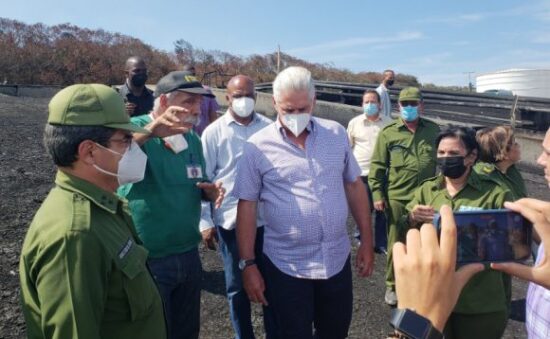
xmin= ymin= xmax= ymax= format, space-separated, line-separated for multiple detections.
xmin=186 ymin=154 xmax=203 ymax=179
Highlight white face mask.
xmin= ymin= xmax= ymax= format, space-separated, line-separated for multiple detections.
xmin=93 ymin=140 xmax=147 ymax=186
xmin=282 ymin=113 xmax=311 ymax=137
xmin=231 ymin=97 xmax=255 ymax=118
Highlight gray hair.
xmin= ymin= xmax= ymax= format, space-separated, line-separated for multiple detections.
xmin=273 ymin=66 xmax=315 ymax=102
xmin=152 ymin=92 xmax=173 ymax=114
xmin=43 ymin=124 xmax=116 ymax=167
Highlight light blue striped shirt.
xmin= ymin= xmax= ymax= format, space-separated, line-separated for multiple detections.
xmin=233 ymin=116 xmax=362 ymax=279
xmin=200 ymin=110 xmax=272 ymax=231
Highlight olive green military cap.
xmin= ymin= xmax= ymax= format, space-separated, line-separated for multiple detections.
xmin=48 ymin=84 xmax=150 ymax=134
xmin=398 ymin=87 xmax=422 ymax=102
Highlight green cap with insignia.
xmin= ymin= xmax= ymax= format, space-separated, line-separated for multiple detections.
xmin=47 ymin=84 xmax=150 ymax=134
xmin=399 ymin=87 xmax=422 ymax=102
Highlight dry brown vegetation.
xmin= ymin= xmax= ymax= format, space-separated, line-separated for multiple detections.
xmin=0 ymin=18 xmax=421 ymax=88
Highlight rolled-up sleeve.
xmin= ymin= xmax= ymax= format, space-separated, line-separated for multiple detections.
xmin=232 ymin=142 xmax=262 ymax=202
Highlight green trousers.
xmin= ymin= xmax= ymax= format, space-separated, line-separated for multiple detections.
xmin=443 ymin=311 xmax=508 ymax=339
xmin=385 ymin=199 xmax=407 ymax=288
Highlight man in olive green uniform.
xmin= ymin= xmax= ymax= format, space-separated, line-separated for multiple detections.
xmin=405 ymin=170 xmax=513 ymax=338
xmin=19 ymin=83 xmax=187 ymax=339
xmin=368 ymin=87 xmax=440 ymax=305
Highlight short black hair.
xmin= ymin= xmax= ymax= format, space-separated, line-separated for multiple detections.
xmin=436 ymin=125 xmax=479 ymax=156
xmin=363 ymin=89 xmax=381 ymax=102
xmin=43 ymin=124 xmax=116 ymax=167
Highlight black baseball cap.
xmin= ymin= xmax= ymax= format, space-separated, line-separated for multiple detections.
xmin=154 ymin=71 xmax=214 ymax=97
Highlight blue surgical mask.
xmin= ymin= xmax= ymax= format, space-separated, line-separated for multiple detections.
xmin=400 ymin=106 xmax=418 ymax=122
xmin=363 ymin=103 xmax=379 ymax=116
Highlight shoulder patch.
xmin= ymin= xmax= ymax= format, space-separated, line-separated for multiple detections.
xmin=71 ymin=193 xmax=92 ymax=231
xmin=482 ymin=165 xmax=494 ymax=174
xmin=118 ymin=238 xmax=134 ymax=259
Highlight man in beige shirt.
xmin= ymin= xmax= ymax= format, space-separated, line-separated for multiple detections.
xmin=347 ymin=89 xmax=392 ymax=254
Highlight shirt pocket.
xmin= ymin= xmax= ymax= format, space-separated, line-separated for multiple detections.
xmin=118 ymin=245 xmax=158 ymax=321
xmin=418 ymin=144 xmax=436 ymax=167
xmin=389 ymin=146 xmax=406 ymax=168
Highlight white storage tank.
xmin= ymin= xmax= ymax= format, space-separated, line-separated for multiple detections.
xmin=476 ymin=69 xmax=550 ymax=99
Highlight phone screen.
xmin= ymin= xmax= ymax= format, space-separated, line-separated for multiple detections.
xmin=433 ymin=209 xmax=532 ymax=264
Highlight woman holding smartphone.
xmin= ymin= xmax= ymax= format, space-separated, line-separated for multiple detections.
xmin=405 ymin=126 xmax=513 ymax=339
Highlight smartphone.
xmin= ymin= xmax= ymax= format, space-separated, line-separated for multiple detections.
xmin=433 ymin=209 xmax=532 ymax=264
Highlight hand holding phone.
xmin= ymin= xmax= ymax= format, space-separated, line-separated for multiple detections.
xmin=491 ymin=199 xmax=550 ymax=290
xmin=433 ymin=209 xmax=532 ymax=264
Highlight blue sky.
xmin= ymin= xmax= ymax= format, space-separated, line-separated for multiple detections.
xmin=3 ymin=0 xmax=550 ymax=86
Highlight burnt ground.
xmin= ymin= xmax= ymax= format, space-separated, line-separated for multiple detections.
xmin=1 ymin=94 xmax=548 ymax=338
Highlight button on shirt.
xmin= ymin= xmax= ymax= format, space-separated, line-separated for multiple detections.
xmin=347 ymin=114 xmax=392 ymax=176
xmin=200 ymin=111 xmax=273 ymax=231
xmin=232 ymin=117 xmax=362 ymax=279
xmin=526 ymin=245 xmax=550 ymax=338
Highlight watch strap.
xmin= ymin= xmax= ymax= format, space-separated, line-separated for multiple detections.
xmin=239 ymin=258 xmax=256 ymax=270
xmin=390 ymin=309 xmax=443 ymax=339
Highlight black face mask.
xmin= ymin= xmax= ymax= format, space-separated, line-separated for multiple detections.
xmin=130 ymin=73 xmax=148 ymax=87
xmin=386 ymin=80 xmax=394 ymax=87
xmin=437 ymin=156 xmax=467 ymax=179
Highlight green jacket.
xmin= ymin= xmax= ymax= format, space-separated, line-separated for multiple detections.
xmin=369 ymin=117 xmax=440 ymax=203
xmin=19 ymin=171 xmax=166 ymax=339
xmin=474 ymin=162 xmax=527 ymax=200
xmin=406 ymin=170 xmax=513 ymax=314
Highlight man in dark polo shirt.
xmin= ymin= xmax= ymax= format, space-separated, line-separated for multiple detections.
xmin=118 ymin=56 xmax=154 ymax=117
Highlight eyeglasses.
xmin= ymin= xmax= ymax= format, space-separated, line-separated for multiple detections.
xmin=108 ymin=135 xmax=133 ymax=149
xmin=400 ymin=101 xmax=419 ymax=107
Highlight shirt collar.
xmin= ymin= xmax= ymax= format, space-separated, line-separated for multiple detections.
xmin=224 ymin=109 xmax=258 ymax=126
xmin=434 ymin=168 xmax=483 ymax=192
xmin=123 ymin=80 xmax=152 ymax=97
xmin=363 ymin=115 xmax=383 ymax=123
xmin=465 ymin=169 xmax=484 ymax=191
xmin=396 ymin=116 xmax=425 ymax=130
xmin=55 ymin=170 xmax=122 ymax=214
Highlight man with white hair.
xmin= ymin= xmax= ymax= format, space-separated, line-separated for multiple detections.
xmin=233 ymin=66 xmax=374 ymax=338
xmin=118 ymin=71 xmax=225 ymax=339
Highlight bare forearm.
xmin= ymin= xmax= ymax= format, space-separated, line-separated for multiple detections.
xmin=132 ymin=121 xmax=157 ymax=146
xmin=236 ymin=199 xmax=258 ymax=260
xmin=133 ymin=131 xmax=152 ymax=146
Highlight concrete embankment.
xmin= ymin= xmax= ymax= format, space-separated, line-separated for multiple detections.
xmin=1 ymin=84 xmax=542 ymax=175
xmin=211 ymin=88 xmax=545 ymax=176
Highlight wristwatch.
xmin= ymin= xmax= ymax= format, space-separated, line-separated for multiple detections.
xmin=389 ymin=308 xmax=443 ymax=339
xmin=238 ymin=258 xmax=256 ymax=271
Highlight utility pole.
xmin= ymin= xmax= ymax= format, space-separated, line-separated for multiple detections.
xmin=277 ymin=44 xmax=281 ymax=74
xmin=463 ymin=71 xmax=475 ymax=92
